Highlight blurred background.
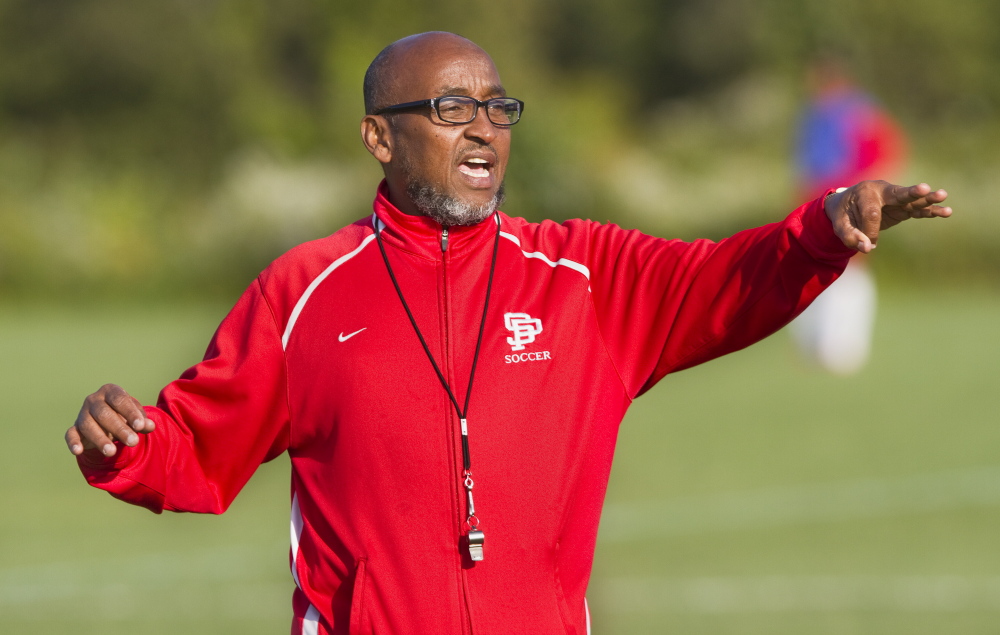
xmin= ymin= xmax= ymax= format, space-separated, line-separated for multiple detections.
xmin=1 ymin=0 xmax=998 ymax=633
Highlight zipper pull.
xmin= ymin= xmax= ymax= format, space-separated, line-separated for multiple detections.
xmin=441 ymin=226 xmax=449 ymax=252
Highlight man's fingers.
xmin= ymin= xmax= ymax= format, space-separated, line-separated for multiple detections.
xmin=903 ymin=204 xmax=953 ymax=219
xmin=885 ymin=183 xmax=949 ymax=209
xmin=855 ymin=230 xmax=874 ymax=254
xmin=68 ymin=384 xmax=153 ymax=457
xmin=846 ymin=226 xmax=873 ymax=253
xmin=881 ymin=182 xmax=930 ymax=207
xmin=129 ymin=396 xmax=155 ymax=432
xmin=104 ymin=385 xmax=151 ymax=432
xmin=859 ymin=200 xmax=881 ymax=247
xmin=73 ymin=414 xmax=119 ymax=457
xmin=88 ymin=398 xmax=139 ymax=447
xmin=65 ymin=426 xmax=86 ymax=455
xmin=832 ymin=213 xmax=872 ymax=253
xmin=919 ymin=186 xmax=949 ymax=205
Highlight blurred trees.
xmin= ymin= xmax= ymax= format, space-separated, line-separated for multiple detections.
xmin=0 ymin=0 xmax=996 ymax=298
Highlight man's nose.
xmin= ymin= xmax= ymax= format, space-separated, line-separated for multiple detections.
xmin=463 ymin=105 xmax=497 ymax=144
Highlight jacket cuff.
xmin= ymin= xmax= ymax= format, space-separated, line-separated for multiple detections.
xmin=798 ymin=189 xmax=857 ymax=263
xmin=76 ymin=442 xmax=135 ymax=471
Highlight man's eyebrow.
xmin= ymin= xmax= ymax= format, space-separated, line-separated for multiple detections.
xmin=437 ymin=84 xmax=507 ymax=98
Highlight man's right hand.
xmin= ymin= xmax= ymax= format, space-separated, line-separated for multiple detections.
xmin=65 ymin=384 xmax=155 ymax=457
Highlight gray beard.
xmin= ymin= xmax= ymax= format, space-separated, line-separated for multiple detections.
xmin=406 ymin=179 xmax=505 ymax=227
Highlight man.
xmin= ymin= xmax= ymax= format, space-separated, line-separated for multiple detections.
xmin=66 ymin=32 xmax=951 ymax=634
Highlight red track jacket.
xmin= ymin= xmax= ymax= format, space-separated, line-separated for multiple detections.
xmin=79 ymin=182 xmax=853 ymax=634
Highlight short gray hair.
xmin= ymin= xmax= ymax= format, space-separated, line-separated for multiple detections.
xmin=363 ymin=43 xmax=396 ymax=115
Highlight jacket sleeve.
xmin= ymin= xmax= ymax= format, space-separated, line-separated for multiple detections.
xmin=586 ymin=195 xmax=855 ymax=398
xmin=76 ymin=277 xmax=291 ymax=514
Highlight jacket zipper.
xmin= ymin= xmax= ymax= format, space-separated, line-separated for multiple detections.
xmin=440 ymin=226 xmax=474 ymax=634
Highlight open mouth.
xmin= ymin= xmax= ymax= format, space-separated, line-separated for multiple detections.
xmin=458 ymin=157 xmax=493 ymax=179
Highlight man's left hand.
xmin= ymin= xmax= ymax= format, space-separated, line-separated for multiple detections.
xmin=825 ymin=181 xmax=952 ymax=254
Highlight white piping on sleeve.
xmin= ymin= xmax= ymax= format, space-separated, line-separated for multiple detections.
xmin=585 ymin=597 xmax=592 ymax=634
xmin=290 ymin=493 xmax=304 ymax=589
xmin=302 ymin=604 xmax=321 ymax=635
xmin=498 ymin=231 xmax=591 ymax=282
xmin=282 ymin=231 xmax=378 ymax=350
xmin=292 ymin=493 xmax=321 ymax=634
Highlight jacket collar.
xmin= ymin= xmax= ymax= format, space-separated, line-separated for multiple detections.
xmin=371 ymin=180 xmax=502 ymax=260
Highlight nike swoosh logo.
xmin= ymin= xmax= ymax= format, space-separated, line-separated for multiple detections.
xmin=338 ymin=328 xmax=367 ymax=342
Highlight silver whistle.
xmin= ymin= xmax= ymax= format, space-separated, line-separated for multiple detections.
xmin=468 ymin=529 xmax=485 ymax=561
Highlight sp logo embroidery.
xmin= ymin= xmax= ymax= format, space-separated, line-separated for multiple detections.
xmin=504 ymin=312 xmax=543 ymax=351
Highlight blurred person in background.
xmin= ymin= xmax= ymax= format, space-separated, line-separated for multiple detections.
xmin=791 ymin=57 xmax=908 ymax=374
xmin=64 ymin=33 xmax=950 ymax=634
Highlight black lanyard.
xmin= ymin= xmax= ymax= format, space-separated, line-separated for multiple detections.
xmin=374 ymin=213 xmax=501 ymax=561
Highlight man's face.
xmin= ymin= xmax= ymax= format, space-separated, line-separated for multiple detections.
xmin=371 ymin=38 xmax=511 ymax=224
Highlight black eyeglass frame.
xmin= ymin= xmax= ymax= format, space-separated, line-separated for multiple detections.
xmin=373 ymin=96 xmax=525 ymax=126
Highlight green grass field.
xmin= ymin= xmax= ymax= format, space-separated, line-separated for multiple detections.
xmin=2 ymin=287 xmax=998 ymax=634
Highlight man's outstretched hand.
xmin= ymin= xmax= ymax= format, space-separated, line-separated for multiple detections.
xmin=825 ymin=181 xmax=952 ymax=254
xmin=65 ymin=384 xmax=155 ymax=457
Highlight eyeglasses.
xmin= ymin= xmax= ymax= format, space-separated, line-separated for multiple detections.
xmin=374 ymin=96 xmax=524 ymax=126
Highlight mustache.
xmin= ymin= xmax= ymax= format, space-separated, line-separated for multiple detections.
xmin=456 ymin=143 xmax=499 ymax=162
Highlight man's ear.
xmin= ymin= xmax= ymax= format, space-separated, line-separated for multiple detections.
xmin=361 ymin=115 xmax=393 ymax=164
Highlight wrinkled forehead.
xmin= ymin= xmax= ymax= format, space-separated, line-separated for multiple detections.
xmin=389 ymin=42 xmax=505 ymax=102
